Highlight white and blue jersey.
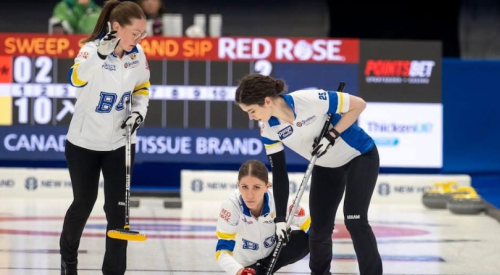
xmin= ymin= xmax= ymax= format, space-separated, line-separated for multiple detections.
xmin=66 ymin=41 xmax=150 ymax=151
xmin=261 ymin=89 xmax=374 ymax=168
xmin=215 ymin=190 xmax=310 ymax=275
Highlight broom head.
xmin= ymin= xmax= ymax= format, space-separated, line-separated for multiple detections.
xmin=107 ymin=227 xmax=147 ymax=242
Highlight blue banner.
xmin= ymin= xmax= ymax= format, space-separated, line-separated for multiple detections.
xmin=0 ymin=126 xmax=308 ymax=165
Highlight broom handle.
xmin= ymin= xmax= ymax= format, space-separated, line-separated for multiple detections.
xmin=125 ymin=99 xmax=132 ymax=228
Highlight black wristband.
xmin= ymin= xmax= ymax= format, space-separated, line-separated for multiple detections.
xmin=325 ymin=132 xmax=336 ymax=144
xmin=274 ymin=216 xmax=286 ymax=223
xmin=97 ymin=52 xmax=107 ymax=60
xmin=329 ymin=127 xmax=340 ymax=139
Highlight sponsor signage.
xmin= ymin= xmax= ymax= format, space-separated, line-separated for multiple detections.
xmin=0 ymin=168 xmax=471 ymax=202
xmin=0 ymin=126 xmax=307 ymax=165
xmin=0 ymin=34 xmax=359 ymax=63
xmin=181 ymin=170 xmax=470 ymax=205
xmin=358 ymin=40 xmax=441 ymax=103
xmin=358 ymin=102 xmax=443 ymax=168
xmin=0 ymin=167 xmax=104 ymax=198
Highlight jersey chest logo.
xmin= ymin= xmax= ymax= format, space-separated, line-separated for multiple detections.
xmin=124 ymin=60 xmax=139 ymax=69
xmin=278 ymin=126 xmax=293 ymax=140
xmin=102 ymin=63 xmax=116 ymax=71
xmin=296 ymin=115 xmax=316 ymax=127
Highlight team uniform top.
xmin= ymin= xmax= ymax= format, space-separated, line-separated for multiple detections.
xmin=261 ymin=89 xmax=374 ymax=168
xmin=66 ymin=40 xmax=150 ymax=151
xmin=215 ymin=190 xmax=311 ymax=275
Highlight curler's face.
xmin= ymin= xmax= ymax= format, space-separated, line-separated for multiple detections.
xmin=238 ymin=176 xmax=270 ymax=211
xmin=239 ymin=97 xmax=274 ymax=123
xmin=114 ymin=18 xmax=147 ymax=52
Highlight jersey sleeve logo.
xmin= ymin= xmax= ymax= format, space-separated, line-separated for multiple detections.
xmin=219 ymin=208 xmax=232 ymax=223
xmin=77 ymin=51 xmax=89 ymax=59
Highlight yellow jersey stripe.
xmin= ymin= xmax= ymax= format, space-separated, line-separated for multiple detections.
xmin=264 ymin=142 xmax=282 ymax=149
xmin=134 ymin=81 xmax=150 ymax=92
xmin=133 ymin=90 xmax=150 ymax=96
xmin=337 ymin=92 xmax=344 ymax=113
xmin=216 ymin=231 xmax=237 ymax=240
xmin=300 ymin=216 xmax=311 ymax=232
xmin=71 ymin=64 xmax=87 ymax=86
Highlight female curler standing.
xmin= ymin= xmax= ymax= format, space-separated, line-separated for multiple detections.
xmin=60 ymin=1 xmax=150 ymax=274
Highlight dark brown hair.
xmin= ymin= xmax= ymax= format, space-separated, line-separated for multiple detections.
xmin=84 ymin=0 xmax=146 ymax=43
xmin=235 ymin=73 xmax=287 ymax=106
xmin=238 ymin=160 xmax=269 ymax=184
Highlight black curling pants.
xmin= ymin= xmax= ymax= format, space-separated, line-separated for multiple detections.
xmin=247 ymin=230 xmax=310 ymax=274
xmin=60 ymin=141 xmax=135 ymax=275
xmin=309 ymin=146 xmax=382 ymax=275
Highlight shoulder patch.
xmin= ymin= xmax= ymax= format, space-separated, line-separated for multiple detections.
xmin=219 ymin=208 xmax=232 ymax=223
xmin=77 ymin=51 xmax=89 ymax=59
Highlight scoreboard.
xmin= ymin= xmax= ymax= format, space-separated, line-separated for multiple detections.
xmin=0 ymin=54 xmax=251 ymax=129
xmin=0 ymin=33 xmax=442 ymax=168
xmin=0 ymin=34 xmax=358 ymax=130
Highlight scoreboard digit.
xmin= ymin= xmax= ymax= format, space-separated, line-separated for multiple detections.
xmin=13 ymin=56 xmax=53 ymax=84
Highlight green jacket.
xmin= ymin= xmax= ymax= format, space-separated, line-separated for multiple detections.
xmin=52 ymin=0 xmax=102 ymax=34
